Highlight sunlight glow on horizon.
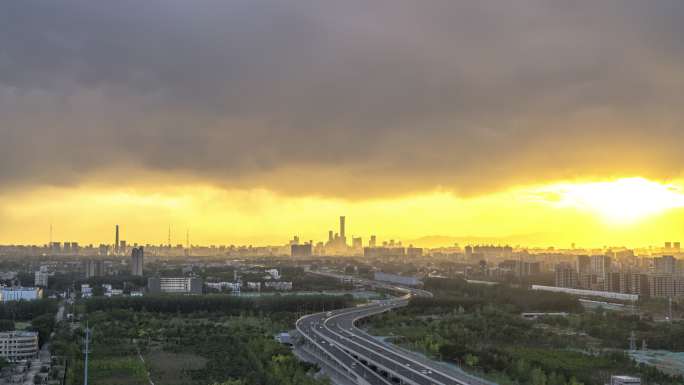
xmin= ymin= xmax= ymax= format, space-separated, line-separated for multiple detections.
xmin=537 ymin=178 xmax=684 ymax=224
xmin=2 ymin=177 xmax=684 ymax=247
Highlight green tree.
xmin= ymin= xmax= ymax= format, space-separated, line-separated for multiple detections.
xmin=31 ymin=313 xmax=55 ymax=346
xmin=530 ymin=367 xmax=547 ymax=385
xmin=0 ymin=319 xmax=15 ymax=332
xmin=464 ymin=353 xmax=479 ymax=368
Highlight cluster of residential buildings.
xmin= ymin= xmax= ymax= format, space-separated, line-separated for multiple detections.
xmin=206 ymin=268 xmax=294 ymax=293
xmin=555 ymin=252 xmax=684 ymax=299
xmin=474 ymin=259 xmax=542 ymax=279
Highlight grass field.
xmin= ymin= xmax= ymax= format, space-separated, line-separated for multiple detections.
xmin=89 ymin=356 xmax=148 ymax=385
xmin=146 ymin=349 xmax=207 ymax=385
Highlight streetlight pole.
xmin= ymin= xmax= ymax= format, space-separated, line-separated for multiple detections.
xmin=83 ymin=323 xmax=91 ymax=385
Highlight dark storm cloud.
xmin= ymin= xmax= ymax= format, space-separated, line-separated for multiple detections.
xmin=1 ymin=0 xmax=684 ymax=197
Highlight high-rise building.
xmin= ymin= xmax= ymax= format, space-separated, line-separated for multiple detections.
xmin=629 ymin=273 xmax=651 ymax=297
xmin=654 ymin=255 xmax=676 ymax=275
xmin=50 ymin=242 xmax=61 ymax=254
xmin=591 ymin=255 xmax=612 ymax=279
xmin=291 ymin=243 xmax=312 ymax=258
xmin=323 ymin=215 xmax=350 ymax=254
xmin=648 ymin=274 xmax=679 ymax=298
xmin=34 ymin=267 xmax=48 ymax=287
xmin=339 ymin=216 xmax=346 ymax=242
xmin=576 ymin=255 xmax=592 ymax=289
xmin=131 ymin=247 xmax=144 ymax=276
xmin=407 ymin=247 xmax=423 ymax=258
xmin=115 ymin=225 xmax=120 ymax=254
xmin=555 ymin=263 xmax=578 ymax=288
xmin=607 ymin=272 xmax=622 ymax=292
xmin=369 ymin=235 xmax=377 ymax=248
xmin=500 ymin=260 xmax=541 ymax=277
xmin=352 ymin=237 xmax=363 ymax=249
xmin=83 ymin=260 xmax=105 ymax=278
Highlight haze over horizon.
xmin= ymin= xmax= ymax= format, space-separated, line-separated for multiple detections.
xmin=2 ymin=1 xmax=684 ymax=247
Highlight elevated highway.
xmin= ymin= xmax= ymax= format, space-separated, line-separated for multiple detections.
xmin=296 ymin=272 xmax=490 ymax=385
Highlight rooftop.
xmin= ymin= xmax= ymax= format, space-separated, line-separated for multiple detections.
xmin=0 ymin=331 xmax=38 ymax=337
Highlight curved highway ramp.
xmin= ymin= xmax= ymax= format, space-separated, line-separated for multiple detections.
xmin=295 ymin=273 xmax=492 ymax=385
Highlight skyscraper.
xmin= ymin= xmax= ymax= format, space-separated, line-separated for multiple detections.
xmin=352 ymin=237 xmax=362 ymax=249
xmin=115 ymin=225 xmax=120 ymax=254
xmin=131 ymin=247 xmax=144 ymax=276
xmin=339 ymin=216 xmax=346 ymax=240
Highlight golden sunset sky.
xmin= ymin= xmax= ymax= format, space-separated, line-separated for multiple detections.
xmin=1 ymin=1 xmax=684 ymax=247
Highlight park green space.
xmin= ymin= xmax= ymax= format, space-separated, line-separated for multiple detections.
xmin=53 ymin=294 xmax=351 ymax=385
xmin=366 ymin=278 xmax=684 ymax=385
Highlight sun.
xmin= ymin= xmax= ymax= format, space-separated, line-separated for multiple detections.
xmin=542 ymin=178 xmax=684 ymax=223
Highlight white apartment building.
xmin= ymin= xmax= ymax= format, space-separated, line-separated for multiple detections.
xmin=34 ymin=271 xmax=48 ymax=287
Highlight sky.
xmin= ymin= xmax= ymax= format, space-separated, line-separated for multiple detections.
xmin=1 ymin=1 xmax=684 ymax=247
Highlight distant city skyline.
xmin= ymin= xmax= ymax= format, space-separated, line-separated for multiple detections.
xmin=4 ymin=210 xmax=684 ymax=250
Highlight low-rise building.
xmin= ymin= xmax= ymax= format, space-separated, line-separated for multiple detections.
xmin=0 ymin=331 xmax=39 ymax=362
xmin=264 ymin=281 xmax=293 ymax=291
xmin=610 ymin=375 xmax=640 ymax=385
xmin=0 ymin=287 xmax=43 ymax=303
xmin=206 ymin=282 xmax=241 ymax=293
xmin=247 ymin=282 xmax=262 ymax=291
xmin=521 ymin=312 xmax=569 ymax=321
xmin=265 ymin=269 xmax=281 ymax=280
xmin=147 ymin=277 xmax=203 ymax=294
xmin=81 ymin=284 xmax=93 ymax=298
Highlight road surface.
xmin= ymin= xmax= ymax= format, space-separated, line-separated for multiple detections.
xmin=296 ymin=273 xmax=490 ymax=385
